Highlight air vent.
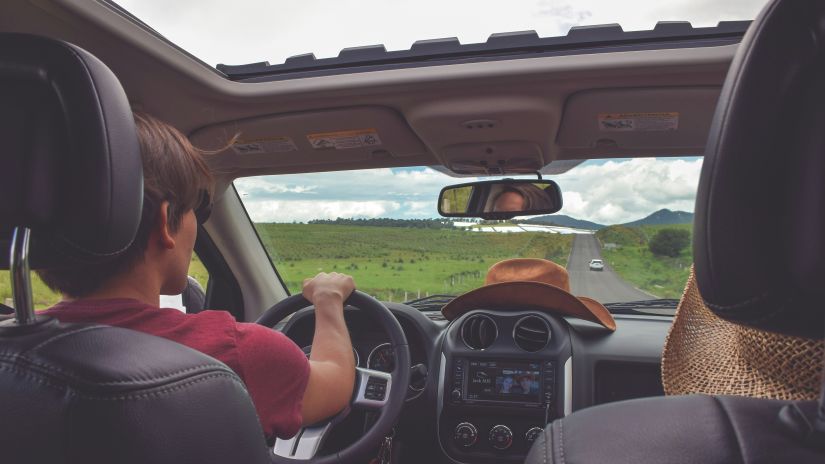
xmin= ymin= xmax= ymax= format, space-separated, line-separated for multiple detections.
xmin=513 ymin=316 xmax=550 ymax=352
xmin=461 ymin=315 xmax=498 ymax=350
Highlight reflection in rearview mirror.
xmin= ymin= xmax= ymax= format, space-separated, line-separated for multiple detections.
xmin=438 ymin=179 xmax=563 ymax=220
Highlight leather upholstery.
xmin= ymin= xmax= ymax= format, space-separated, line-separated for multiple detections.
xmin=0 ymin=35 xmax=273 ymax=464
xmin=0 ymin=320 xmax=271 ymax=464
xmin=694 ymin=0 xmax=825 ymax=338
xmin=0 ymin=33 xmax=143 ymax=268
xmin=524 ymin=395 xmax=823 ymax=464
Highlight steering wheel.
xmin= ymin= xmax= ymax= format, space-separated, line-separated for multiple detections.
xmin=256 ymin=291 xmax=410 ymax=464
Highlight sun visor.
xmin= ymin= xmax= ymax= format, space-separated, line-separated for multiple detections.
xmin=556 ymin=87 xmax=721 ymax=158
xmin=190 ymin=106 xmax=432 ymax=175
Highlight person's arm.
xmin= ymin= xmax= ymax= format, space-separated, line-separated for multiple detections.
xmin=300 ymin=272 xmax=356 ymax=425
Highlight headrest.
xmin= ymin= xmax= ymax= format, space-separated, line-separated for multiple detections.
xmin=0 ymin=34 xmax=143 ymax=268
xmin=694 ymin=0 xmax=825 ymax=339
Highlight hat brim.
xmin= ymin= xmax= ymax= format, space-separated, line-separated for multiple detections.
xmin=441 ymin=281 xmax=616 ymax=331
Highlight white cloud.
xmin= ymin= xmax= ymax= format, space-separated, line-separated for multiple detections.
xmin=237 ymin=177 xmax=318 ymax=195
xmin=235 ymin=167 xmax=479 ymax=221
xmin=553 ymin=158 xmax=703 ymax=224
xmin=234 ymin=158 xmax=703 ymax=224
xmin=117 ymin=0 xmax=768 ymax=66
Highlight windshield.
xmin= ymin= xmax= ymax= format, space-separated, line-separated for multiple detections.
xmin=236 ymin=157 xmax=701 ymax=310
xmin=114 ymin=1 xmax=767 ymax=67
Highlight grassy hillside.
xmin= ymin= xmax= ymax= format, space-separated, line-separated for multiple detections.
xmin=255 ymin=223 xmax=573 ymax=301
xmin=597 ymin=223 xmax=692 ymax=299
xmin=0 ymin=254 xmax=209 ymax=310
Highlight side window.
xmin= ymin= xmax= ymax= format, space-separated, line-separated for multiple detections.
xmin=1 ymin=272 xmax=63 ymax=312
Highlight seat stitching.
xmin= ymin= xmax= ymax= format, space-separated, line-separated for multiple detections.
xmin=9 ymin=353 xmax=230 ymax=386
xmin=5 ymin=327 xmax=234 ymax=385
xmin=558 ymin=420 xmax=566 ymax=464
xmin=543 ymin=429 xmax=548 ymax=464
xmin=0 ymin=363 xmax=246 ymax=400
xmin=29 ymin=325 xmax=104 ymax=351
xmin=712 ymin=396 xmax=746 ymax=464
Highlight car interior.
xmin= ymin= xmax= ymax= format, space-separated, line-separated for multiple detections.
xmin=1 ymin=0 xmax=824 ymax=463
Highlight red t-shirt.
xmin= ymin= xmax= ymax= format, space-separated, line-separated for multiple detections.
xmin=41 ymin=299 xmax=310 ymax=440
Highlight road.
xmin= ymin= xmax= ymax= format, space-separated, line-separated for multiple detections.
xmin=566 ymin=234 xmax=655 ymax=303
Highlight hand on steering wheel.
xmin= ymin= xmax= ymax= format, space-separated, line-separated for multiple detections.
xmin=256 ymin=291 xmax=410 ymax=464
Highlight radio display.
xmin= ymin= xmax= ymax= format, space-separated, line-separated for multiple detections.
xmin=466 ymin=360 xmax=542 ymax=403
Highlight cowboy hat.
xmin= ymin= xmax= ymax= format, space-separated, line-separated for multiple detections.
xmin=441 ymin=258 xmax=616 ymax=331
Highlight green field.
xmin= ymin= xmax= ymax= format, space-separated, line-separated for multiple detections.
xmin=0 ymin=254 xmax=209 ymax=310
xmin=1 ymin=225 xmax=571 ymax=308
xmin=597 ymin=223 xmax=693 ymax=299
xmin=255 ymin=223 xmax=573 ymax=302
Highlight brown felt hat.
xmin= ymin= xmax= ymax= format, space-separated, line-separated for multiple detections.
xmin=441 ymin=258 xmax=616 ymax=331
xmin=662 ymin=267 xmax=824 ymax=400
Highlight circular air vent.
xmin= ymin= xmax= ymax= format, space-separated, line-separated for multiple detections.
xmin=461 ymin=315 xmax=498 ymax=350
xmin=513 ymin=316 xmax=551 ymax=352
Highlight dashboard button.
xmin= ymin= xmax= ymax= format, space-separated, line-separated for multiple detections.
xmin=453 ymin=422 xmax=478 ymax=448
xmin=488 ymin=425 xmax=513 ymax=450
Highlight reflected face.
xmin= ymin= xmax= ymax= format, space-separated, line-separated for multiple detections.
xmin=493 ymin=191 xmax=526 ymax=212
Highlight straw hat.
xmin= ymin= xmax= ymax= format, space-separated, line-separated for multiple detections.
xmin=662 ymin=267 xmax=824 ymax=400
xmin=441 ymin=258 xmax=616 ymax=331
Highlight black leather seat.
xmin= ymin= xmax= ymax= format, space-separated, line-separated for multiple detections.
xmin=525 ymin=0 xmax=825 ymax=462
xmin=0 ymin=34 xmax=271 ymax=463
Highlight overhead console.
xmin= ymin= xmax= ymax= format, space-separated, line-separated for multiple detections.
xmin=406 ymin=96 xmax=557 ymax=176
xmin=439 ymin=310 xmax=572 ymax=464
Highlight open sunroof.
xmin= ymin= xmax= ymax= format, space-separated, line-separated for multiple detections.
xmin=217 ymin=21 xmax=750 ymax=82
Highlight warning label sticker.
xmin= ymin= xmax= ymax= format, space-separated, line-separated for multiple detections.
xmin=307 ymin=129 xmax=382 ymax=150
xmin=598 ymin=112 xmax=679 ymax=132
xmin=232 ymin=136 xmax=297 ymax=155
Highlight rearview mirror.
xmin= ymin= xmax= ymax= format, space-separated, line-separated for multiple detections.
xmin=438 ymin=179 xmax=563 ymax=220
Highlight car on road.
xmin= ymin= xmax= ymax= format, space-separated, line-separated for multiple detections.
xmin=7 ymin=1 xmax=821 ymax=464
xmin=589 ymin=259 xmax=605 ymax=271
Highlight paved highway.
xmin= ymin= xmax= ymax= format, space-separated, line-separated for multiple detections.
xmin=566 ymin=234 xmax=656 ymax=303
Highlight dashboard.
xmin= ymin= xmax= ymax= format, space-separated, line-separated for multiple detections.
xmin=279 ymin=302 xmax=671 ymax=464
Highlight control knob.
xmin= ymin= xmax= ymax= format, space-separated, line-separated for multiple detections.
xmin=525 ymin=427 xmax=544 ymax=445
xmin=488 ymin=425 xmax=513 ymax=450
xmin=453 ymin=422 xmax=478 ymax=448
xmin=450 ymin=388 xmax=462 ymax=401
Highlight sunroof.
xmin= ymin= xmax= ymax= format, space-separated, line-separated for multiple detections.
xmin=113 ymin=0 xmax=767 ymax=69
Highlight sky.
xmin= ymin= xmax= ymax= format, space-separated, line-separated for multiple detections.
xmin=117 ymin=0 xmax=768 ymax=67
xmin=115 ymin=1 xmax=763 ymax=224
xmin=235 ymin=158 xmax=703 ymax=225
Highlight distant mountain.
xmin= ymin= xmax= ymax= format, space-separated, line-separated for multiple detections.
xmin=522 ymin=214 xmax=605 ymax=230
xmin=622 ymin=209 xmax=694 ymax=227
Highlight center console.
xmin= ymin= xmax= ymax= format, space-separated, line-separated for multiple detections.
xmin=438 ymin=310 xmax=572 ymax=463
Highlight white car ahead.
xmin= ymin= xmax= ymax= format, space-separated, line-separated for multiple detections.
xmin=589 ymin=259 xmax=604 ymax=271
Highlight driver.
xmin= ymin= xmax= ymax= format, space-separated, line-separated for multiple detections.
xmin=38 ymin=112 xmax=355 ymax=442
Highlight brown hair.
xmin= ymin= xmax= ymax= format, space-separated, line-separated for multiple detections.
xmin=38 ymin=111 xmax=214 ymax=298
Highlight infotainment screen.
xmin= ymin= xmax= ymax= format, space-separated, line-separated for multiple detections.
xmin=465 ymin=360 xmax=542 ymax=403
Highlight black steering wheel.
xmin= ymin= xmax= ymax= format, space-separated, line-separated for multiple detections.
xmin=256 ymin=291 xmax=410 ymax=464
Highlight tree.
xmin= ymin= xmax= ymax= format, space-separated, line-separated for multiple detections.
xmin=648 ymin=228 xmax=690 ymax=257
